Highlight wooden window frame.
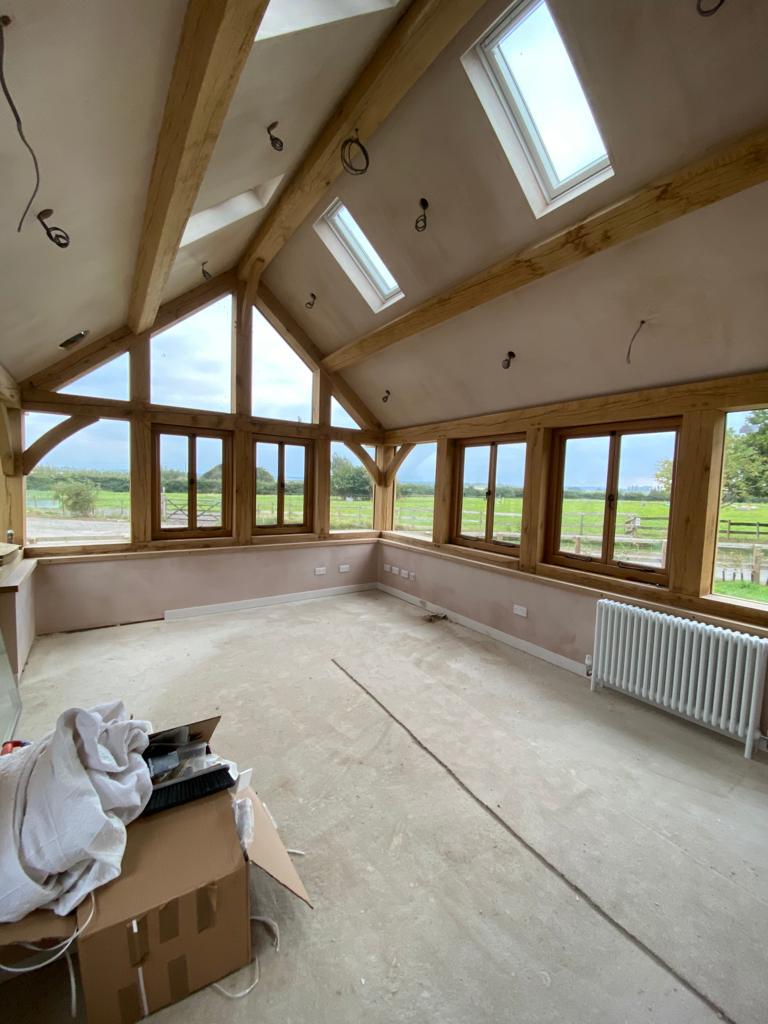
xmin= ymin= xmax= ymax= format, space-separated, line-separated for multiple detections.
xmin=151 ymin=425 xmax=233 ymax=539
xmin=452 ymin=434 xmax=526 ymax=555
xmin=545 ymin=418 xmax=681 ymax=585
xmin=253 ymin=435 xmax=314 ymax=535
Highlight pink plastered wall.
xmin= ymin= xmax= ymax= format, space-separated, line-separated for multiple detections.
xmin=378 ymin=541 xmax=600 ymax=668
xmin=35 ymin=541 xmax=379 ymax=634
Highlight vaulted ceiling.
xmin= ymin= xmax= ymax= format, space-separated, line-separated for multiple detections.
xmin=1 ymin=0 xmax=767 ymax=426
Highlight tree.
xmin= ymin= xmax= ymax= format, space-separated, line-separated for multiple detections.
xmin=330 ymin=454 xmax=371 ymax=499
xmin=654 ymin=458 xmax=673 ymax=496
xmin=721 ymin=411 xmax=768 ymax=503
xmin=54 ymin=479 xmax=98 ymax=517
xmin=256 ymin=465 xmax=276 ymax=494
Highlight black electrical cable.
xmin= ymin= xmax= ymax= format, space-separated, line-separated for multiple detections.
xmin=625 ymin=319 xmax=647 ymax=364
xmin=0 ymin=17 xmax=41 ymax=232
xmin=696 ymin=0 xmax=727 ymax=16
xmin=341 ymin=131 xmax=370 ymax=175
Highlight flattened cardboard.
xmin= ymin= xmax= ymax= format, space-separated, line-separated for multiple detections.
xmin=241 ymin=787 xmax=312 ymax=907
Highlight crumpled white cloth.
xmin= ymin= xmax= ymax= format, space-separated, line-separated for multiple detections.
xmin=0 ymin=701 xmax=152 ymax=921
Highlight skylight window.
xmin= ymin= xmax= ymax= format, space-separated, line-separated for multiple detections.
xmin=315 ymin=199 xmax=403 ymax=312
xmin=463 ymin=0 xmax=612 ymax=216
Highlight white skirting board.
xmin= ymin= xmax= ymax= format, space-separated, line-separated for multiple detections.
xmin=164 ymin=583 xmax=377 ymax=621
xmin=376 ymin=583 xmax=585 ymax=676
xmin=165 ymin=581 xmax=585 ymax=677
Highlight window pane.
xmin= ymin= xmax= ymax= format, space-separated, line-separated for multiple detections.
xmin=59 ymin=353 xmax=129 ymax=400
xmin=460 ymin=446 xmax=491 ymax=539
xmin=394 ymin=443 xmax=437 ymax=538
xmin=331 ymin=397 xmax=359 ymax=430
xmin=330 ymin=203 xmax=399 ymax=300
xmin=151 ymin=295 xmax=232 ymax=412
xmin=160 ymin=434 xmax=189 ymax=529
xmin=492 ymin=442 xmax=526 ymax=545
xmin=613 ymin=431 xmax=676 ymax=570
xmin=255 ymin=443 xmax=279 ymax=527
xmin=495 ymin=0 xmax=607 ymax=184
xmin=713 ymin=410 xmax=768 ymax=606
xmin=25 ymin=420 xmax=131 ymax=546
xmin=196 ymin=436 xmax=223 ymax=529
xmin=558 ymin=435 xmax=610 ymax=557
xmin=252 ymin=309 xmax=313 ymax=422
xmin=330 ymin=442 xmax=373 ymax=530
xmin=284 ymin=445 xmax=306 ymax=525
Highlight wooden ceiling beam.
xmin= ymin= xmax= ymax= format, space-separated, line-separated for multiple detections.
xmin=127 ymin=0 xmax=269 ymax=333
xmin=21 ymin=270 xmax=236 ymax=394
xmin=238 ymin=0 xmax=486 ymax=283
xmin=322 ymin=125 xmax=768 ymax=374
xmin=255 ymin=285 xmax=383 ymax=431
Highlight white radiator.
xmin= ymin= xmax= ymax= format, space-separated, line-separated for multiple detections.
xmin=592 ymin=599 xmax=768 ymax=758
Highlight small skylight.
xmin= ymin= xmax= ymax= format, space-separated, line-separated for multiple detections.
xmin=463 ymin=0 xmax=612 ymax=216
xmin=315 ymin=199 xmax=403 ymax=313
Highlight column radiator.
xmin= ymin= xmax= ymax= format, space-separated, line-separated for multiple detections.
xmin=592 ymin=599 xmax=768 ymax=758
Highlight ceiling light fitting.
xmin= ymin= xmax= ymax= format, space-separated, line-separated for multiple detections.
xmin=501 ymin=351 xmax=515 ymax=369
xmin=37 ymin=208 xmax=69 ymax=248
xmin=381 ymin=389 xmax=390 ymax=403
xmin=304 ymin=292 xmax=316 ymax=309
xmin=201 ymin=261 xmax=212 ymax=280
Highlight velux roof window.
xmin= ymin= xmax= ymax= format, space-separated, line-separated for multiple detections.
xmin=463 ymin=0 xmax=612 ymax=216
xmin=315 ymin=199 xmax=403 ymax=313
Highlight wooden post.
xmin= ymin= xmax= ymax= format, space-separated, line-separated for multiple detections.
xmin=0 ymin=407 xmax=24 ymax=546
xmin=233 ymin=280 xmax=255 ymax=545
xmin=668 ymin=410 xmax=726 ymax=597
xmin=314 ymin=375 xmax=331 ymax=537
xmin=432 ymin=437 xmax=455 ymax=546
xmin=519 ymin=427 xmax=551 ymax=572
xmin=129 ymin=332 xmax=152 ymax=544
xmin=374 ymin=446 xmax=395 ymax=532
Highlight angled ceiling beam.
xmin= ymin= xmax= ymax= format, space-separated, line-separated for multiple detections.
xmin=22 ymin=270 xmax=236 ymax=394
xmin=128 ymin=0 xmax=269 ymax=333
xmin=321 ymin=124 xmax=768 ymax=374
xmin=238 ymin=0 xmax=486 ymax=283
xmin=255 ymin=285 xmax=383 ymax=431
xmin=344 ymin=441 xmax=383 ymax=486
xmin=0 ymin=364 xmax=20 ymax=409
xmin=22 ymin=416 xmax=98 ymax=476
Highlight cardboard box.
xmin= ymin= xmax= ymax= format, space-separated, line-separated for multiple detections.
xmin=0 ymin=787 xmax=310 ymax=1022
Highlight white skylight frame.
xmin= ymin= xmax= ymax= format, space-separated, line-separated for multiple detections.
xmin=463 ymin=0 xmax=613 ymax=218
xmin=315 ymin=199 xmax=404 ymax=313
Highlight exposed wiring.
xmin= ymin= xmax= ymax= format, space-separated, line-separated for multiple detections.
xmin=267 ymin=121 xmax=284 ymax=151
xmin=211 ymin=915 xmax=280 ymax=1000
xmin=37 ymin=208 xmax=69 ymax=248
xmin=625 ymin=319 xmax=647 ymax=364
xmin=415 ymin=197 xmax=429 ymax=232
xmin=696 ymin=0 xmax=727 ymax=15
xmin=305 ymin=292 xmax=316 ymax=309
xmin=341 ymin=130 xmax=370 ymax=175
xmin=201 ymin=261 xmax=212 ymax=280
xmin=0 ymin=892 xmax=96 ymax=975
xmin=0 ymin=15 xmax=40 ymax=232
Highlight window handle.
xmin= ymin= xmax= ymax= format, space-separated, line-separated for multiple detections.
xmin=607 ymin=493 xmax=615 ymax=507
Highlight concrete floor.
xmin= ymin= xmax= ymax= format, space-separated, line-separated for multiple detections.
xmin=6 ymin=591 xmax=768 ymax=1023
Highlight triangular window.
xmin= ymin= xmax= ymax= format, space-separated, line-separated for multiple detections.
xmin=252 ymin=309 xmax=314 ymax=423
xmin=58 ymin=353 xmax=129 ymax=400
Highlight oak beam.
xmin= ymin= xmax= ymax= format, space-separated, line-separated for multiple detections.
xmin=432 ymin=437 xmax=455 ymax=546
xmin=383 ymin=443 xmax=415 ymax=485
xmin=256 ymin=285 xmax=382 ymax=430
xmin=130 ymin=414 xmax=153 ymax=544
xmin=314 ymin=376 xmax=332 ymax=537
xmin=128 ymin=0 xmax=269 ymax=333
xmin=22 ymin=416 xmax=98 ymax=476
xmin=374 ymin=446 xmax=395 ymax=532
xmin=383 ymin=369 xmax=768 ymax=445
xmin=0 ymin=364 xmax=20 ymax=408
xmin=344 ymin=441 xmax=382 ymax=486
xmin=22 ymin=269 xmax=236 ymax=394
xmin=518 ymin=427 xmax=551 ymax=573
xmin=322 ymin=125 xmax=768 ymax=373
xmin=239 ymin=0 xmax=486 ymax=281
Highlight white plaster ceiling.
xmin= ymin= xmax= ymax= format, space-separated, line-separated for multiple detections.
xmin=0 ymin=0 xmax=186 ymax=380
xmin=261 ymin=0 xmax=768 ymax=421
xmin=0 ymin=0 xmax=404 ymax=382
xmin=340 ymin=182 xmax=768 ymax=427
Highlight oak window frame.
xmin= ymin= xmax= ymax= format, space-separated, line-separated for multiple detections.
xmin=151 ymin=425 xmax=233 ymax=539
xmin=452 ymin=434 xmax=527 ymax=555
xmin=253 ymin=435 xmax=314 ymax=535
xmin=545 ymin=418 xmax=681 ymax=585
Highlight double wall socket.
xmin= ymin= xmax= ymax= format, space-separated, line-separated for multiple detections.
xmin=314 ymin=566 xmax=327 ymax=576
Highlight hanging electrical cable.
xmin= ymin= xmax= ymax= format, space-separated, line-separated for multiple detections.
xmin=415 ymin=198 xmax=429 ymax=232
xmin=341 ymin=129 xmax=370 ymax=175
xmin=696 ymin=0 xmax=727 ymax=15
xmin=625 ymin=319 xmax=647 ymax=364
xmin=0 ymin=16 xmax=70 ymax=246
xmin=0 ymin=15 xmax=40 ymax=232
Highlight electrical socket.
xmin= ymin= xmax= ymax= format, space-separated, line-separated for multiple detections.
xmin=513 ymin=604 xmax=527 ymax=618
xmin=391 ymin=567 xmax=400 ymax=576
xmin=383 ymin=564 xmax=391 ymax=573
xmin=339 ymin=564 xmax=351 ymax=573
xmin=314 ymin=566 xmax=327 ymax=576
xmin=409 ymin=571 xmax=416 ymax=581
